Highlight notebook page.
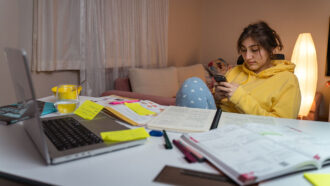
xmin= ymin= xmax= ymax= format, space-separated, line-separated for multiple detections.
xmin=147 ymin=106 xmax=216 ymax=132
xmin=187 ymin=125 xmax=315 ymax=183
xmin=242 ymin=123 xmax=330 ymax=167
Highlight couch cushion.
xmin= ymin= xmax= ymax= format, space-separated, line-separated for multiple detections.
xmin=177 ymin=64 xmax=207 ymax=87
xmin=128 ymin=67 xmax=179 ymax=98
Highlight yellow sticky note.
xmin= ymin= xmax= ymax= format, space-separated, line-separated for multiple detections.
xmin=74 ymin=100 xmax=104 ymax=120
xmin=100 ymin=127 xmax=150 ymax=142
xmin=304 ymin=173 xmax=330 ymax=186
xmin=124 ymin=102 xmax=156 ymax=116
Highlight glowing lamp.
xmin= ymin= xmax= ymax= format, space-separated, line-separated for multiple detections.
xmin=291 ymin=33 xmax=318 ymax=117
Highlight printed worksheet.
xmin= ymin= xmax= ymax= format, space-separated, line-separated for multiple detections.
xmin=242 ymin=123 xmax=330 ymax=165
xmin=188 ymin=125 xmax=312 ymax=176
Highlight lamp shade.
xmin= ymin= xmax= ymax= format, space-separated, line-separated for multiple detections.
xmin=291 ymin=33 xmax=318 ymax=116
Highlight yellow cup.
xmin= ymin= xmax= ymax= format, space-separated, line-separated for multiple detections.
xmin=52 ymin=85 xmax=82 ymax=114
xmin=51 ymin=85 xmax=82 ymax=99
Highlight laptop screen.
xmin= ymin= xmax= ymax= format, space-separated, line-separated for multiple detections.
xmin=4 ymin=48 xmax=50 ymax=164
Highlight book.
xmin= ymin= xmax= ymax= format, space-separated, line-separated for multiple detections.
xmin=147 ymin=106 xmax=221 ymax=133
xmin=93 ymin=95 xmax=166 ymax=126
xmin=94 ymin=96 xmax=222 ymax=132
xmin=181 ymin=123 xmax=330 ymax=185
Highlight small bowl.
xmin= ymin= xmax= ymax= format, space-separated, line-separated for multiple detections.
xmin=51 ymin=85 xmax=82 ymax=99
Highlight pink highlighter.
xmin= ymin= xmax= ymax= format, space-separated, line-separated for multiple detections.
xmin=109 ymin=99 xmax=140 ymax=105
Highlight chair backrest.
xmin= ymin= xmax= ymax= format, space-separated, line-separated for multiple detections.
xmin=237 ymin=54 xmax=285 ymax=65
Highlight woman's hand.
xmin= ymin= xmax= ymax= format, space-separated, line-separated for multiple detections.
xmin=214 ymin=82 xmax=239 ymax=99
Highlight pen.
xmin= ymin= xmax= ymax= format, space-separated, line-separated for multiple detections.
xmin=210 ymin=108 xmax=222 ymax=130
xmin=172 ymin=139 xmax=197 ymax=163
xmin=109 ymin=99 xmax=140 ymax=105
xmin=163 ymin=130 xmax=173 ymax=149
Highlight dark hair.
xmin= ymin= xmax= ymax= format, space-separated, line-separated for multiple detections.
xmin=237 ymin=21 xmax=283 ymax=58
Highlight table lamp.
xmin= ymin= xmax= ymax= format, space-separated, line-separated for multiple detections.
xmin=291 ymin=33 xmax=318 ymax=117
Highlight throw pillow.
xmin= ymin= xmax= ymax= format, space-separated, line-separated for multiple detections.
xmin=177 ymin=64 xmax=206 ymax=87
xmin=128 ymin=67 xmax=179 ymax=98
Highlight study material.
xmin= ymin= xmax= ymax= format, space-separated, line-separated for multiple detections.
xmin=162 ymin=130 xmax=172 ymax=149
xmin=304 ymin=173 xmax=330 ymax=186
xmin=153 ymin=165 xmax=235 ymax=186
xmin=74 ymin=100 xmax=104 ymax=120
xmin=109 ymin=99 xmax=140 ymax=105
xmin=93 ymin=95 xmax=166 ymax=126
xmin=147 ymin=106 xmax=220 ymax=133
xmin=100 ymin=127 xmax=150 ymax=142
xmin=181 ymin=124 xmax=330 ymax=185
xmin=124 ymin=102 xmax=156 ymax=116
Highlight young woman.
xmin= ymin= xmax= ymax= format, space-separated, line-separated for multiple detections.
xmin=176 ymin=21 xmax=301 ymax=119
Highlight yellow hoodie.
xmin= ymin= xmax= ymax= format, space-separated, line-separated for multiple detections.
xmin=220 ymin=60 xmax=301 ymax=119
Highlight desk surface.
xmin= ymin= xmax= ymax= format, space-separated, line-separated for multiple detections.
xmin=0 ymin=96 xmax=329 ymax=186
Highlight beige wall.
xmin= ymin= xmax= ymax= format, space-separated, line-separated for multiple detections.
xmin=168 ymin=0 xmax=202 ymax=67
xmin=199 ymin=0 xmax=330 ymax=120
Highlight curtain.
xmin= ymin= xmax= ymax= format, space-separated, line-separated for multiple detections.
xmin=33 ymin=0 xmax=169 ymax=97
xmin=32 ymin=0 xmax=82 ymax=71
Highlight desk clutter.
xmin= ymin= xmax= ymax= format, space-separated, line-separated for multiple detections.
xmin=2 ymin=95 xmax=330 ymax=185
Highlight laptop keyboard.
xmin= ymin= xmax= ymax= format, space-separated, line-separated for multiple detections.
xmin=42 ymin=117 xmax=103 ymax=151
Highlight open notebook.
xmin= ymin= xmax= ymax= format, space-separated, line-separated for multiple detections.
xmin=181 ymin=123 xmax=330 ymax=185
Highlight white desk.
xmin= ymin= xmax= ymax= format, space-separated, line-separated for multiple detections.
xmin=0 ymin=97 xmax=329 ymax=186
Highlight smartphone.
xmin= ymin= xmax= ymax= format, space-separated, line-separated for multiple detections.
xmin=214 ymin=75 xmax=227 ymax=82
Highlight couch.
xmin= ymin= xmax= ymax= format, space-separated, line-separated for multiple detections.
xmin=101 ymin=64 xmax=323 ymax=121
xmin=101 ymin=64 xmax=208 ymax=106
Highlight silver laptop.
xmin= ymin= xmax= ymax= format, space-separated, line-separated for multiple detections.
xmin=4 ymin=48 xmax=146 ymax=165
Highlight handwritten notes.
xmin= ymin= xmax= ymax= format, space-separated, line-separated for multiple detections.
xmin=304 ymin=173 xmax=330 ymax=186
xmin=124 ymin=102 xmax=156 ymax=116
xmin=74 ymin=100 xmax=104 ymax=120
xmin=100 ymin=127 xmax=150 ymax=142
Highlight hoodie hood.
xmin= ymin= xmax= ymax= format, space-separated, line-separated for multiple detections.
xmin=242 ymin=60 xmax=296 ymax=78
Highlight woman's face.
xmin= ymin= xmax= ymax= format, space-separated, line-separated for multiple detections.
xmin=240 ymin=37 xmax=272 ymax=73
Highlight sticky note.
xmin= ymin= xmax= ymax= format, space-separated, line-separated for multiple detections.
xmin=100 ymin=127 xmax=150 ymax=142
xmin=41 ymin=102 xmax=57 ymax=116
xmin=304 ymin=173 xmax=330 ymax=186
xmin=74 ymin=100 xmax=104 ymax=120
xmin=124 ymin=102 xmax=156 ymax=116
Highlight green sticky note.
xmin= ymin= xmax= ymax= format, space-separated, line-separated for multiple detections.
xmin=74 ymin=100 xmax=104 ymax=120
xmin=124 ymin=102 xmax=156 ymax=116
xmin=100 ymin=127 xmax=150 ymax=142
xmin=304 ymin=173 xmax=330 ymax=186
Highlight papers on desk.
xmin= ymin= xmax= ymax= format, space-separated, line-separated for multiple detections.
xmin=93 ymin=95 xmax=166 ymax=126
xmin=94 ymin=96 xmax=219 ymax=133
xmin=181 ymin=124 xmax=330 ymax=185
xmin=147 ymin=106 xmax=217 ymax=133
